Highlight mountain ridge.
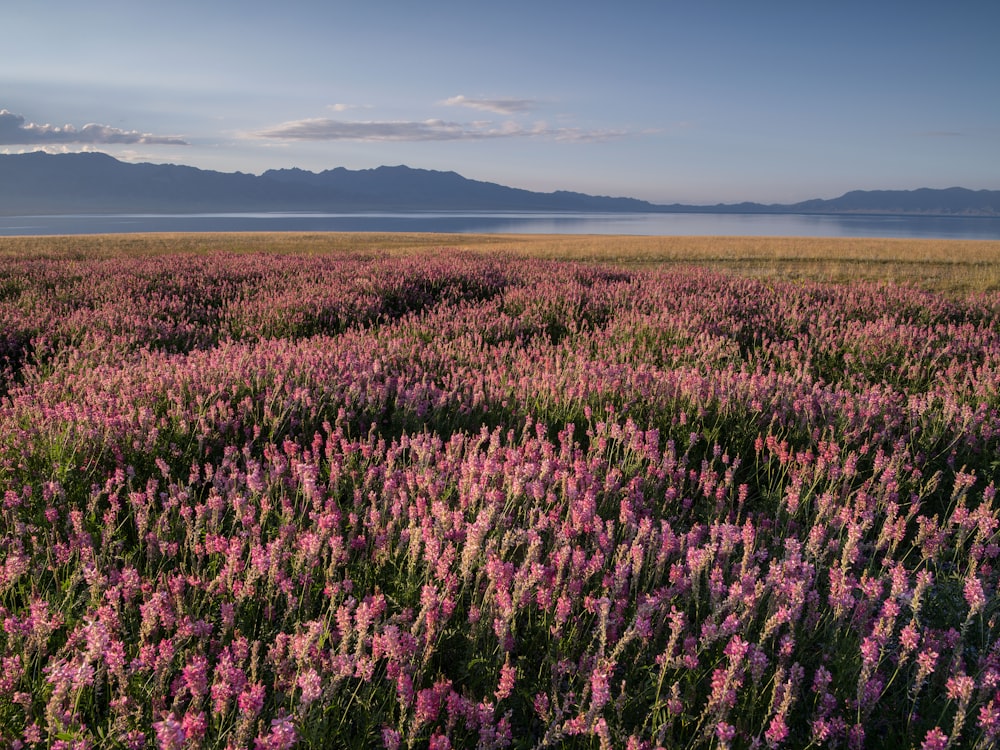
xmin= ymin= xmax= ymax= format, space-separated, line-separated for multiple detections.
xmin=1 ymin=151 xmax=998 ymax=216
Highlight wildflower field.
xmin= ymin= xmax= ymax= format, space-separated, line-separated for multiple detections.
xmin=1 ymin=238 xmax=999 ymax=749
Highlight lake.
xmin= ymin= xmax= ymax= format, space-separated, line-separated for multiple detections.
xmin=1 ymin=211 xmax=999 ymax=239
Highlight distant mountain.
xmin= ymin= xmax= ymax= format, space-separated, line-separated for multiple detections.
xmin=0 ymin=152 xmax=659 ymax=214
xmin=785 ymin=188 xmax=1000 ymax=216
xmin=657 ymin=188 xmax=1000 ymax=217
xmin=1 ymin=151 xmax=998 ymax=216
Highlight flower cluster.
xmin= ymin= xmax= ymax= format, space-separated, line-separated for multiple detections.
xmin=0 ymin=249 xmax=998 ymax=748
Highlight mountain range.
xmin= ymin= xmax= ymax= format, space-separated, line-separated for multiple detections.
xmin=1 ymin=151 xmax=998 ymax=217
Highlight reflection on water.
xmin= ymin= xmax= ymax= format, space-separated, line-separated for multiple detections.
xmin=1 ymin=211 xmax=999 ymax=239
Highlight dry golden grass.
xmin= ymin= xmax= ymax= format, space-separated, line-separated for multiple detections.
xmin=2 ymin=232 xmax=1000 ymax=294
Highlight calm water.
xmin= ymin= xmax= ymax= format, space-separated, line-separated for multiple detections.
xmin=1 ymin=211 xmax=999 ymax=239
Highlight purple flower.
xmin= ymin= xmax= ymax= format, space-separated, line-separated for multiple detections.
xmin=381 ymin=727 xmax=402 ymax=750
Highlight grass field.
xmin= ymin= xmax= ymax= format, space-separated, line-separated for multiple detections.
xmin=1 ymin=234 xmax=999 ymax=749
xmin=2 ymin=233 xmax=1000 ymax=293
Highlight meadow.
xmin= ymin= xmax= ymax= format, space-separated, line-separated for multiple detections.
xmin=1 ymin=233 xmax=999 ymax=749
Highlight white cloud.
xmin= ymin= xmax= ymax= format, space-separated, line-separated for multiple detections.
xmin=327 ymin=103 xmax=373 ymax=112
xmin=441 ymin=95 xmax=539 ymax=115
xmin=252 ymin=117 xmax=627 ymax=143
xmin=253 ymin=118 xmax=468 ymax=141
xmin=0 ymin=109 xmax=187 ymax=145
xmin=3 ymin=144 xmax=99 ymax=155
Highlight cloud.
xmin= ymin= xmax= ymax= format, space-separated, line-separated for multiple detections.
xmin=0 ymin=109 xmax=187 ymax=145
xmin=327 ymin=103 xmax=373 ymax=112
xmin=441 ymin=95 xmax=539 ymax=115
xmin=253 ymin=117 xmax=627 ymax=143
xmin=3 ymin=145 xmax=99 ymax=155
xmin=254 ymin=118 xmax=471 ymax=141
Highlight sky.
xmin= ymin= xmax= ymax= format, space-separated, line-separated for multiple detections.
xmin=1 ymin=0 xmax=998 ymax=204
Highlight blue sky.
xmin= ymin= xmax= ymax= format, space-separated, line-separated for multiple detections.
xmin=2 ymin=0 xmax=998 ymax=204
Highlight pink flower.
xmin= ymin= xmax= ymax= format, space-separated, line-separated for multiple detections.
xmin=978 ymin=700 xmax=1000 ymax=738
xmin=946 ymin=672 xmax=975 ymax=704
xmin=395 ymin=673 xmax=414 ymax=706
xmin=238 ymin=682 xmax=266 ymax=717
xmin=254 ymin=714 xmax=298 ymax=750
xmin=811 ymin=718 xmax=835 ymax=743
xmin=765 ymin=715 xmax=789 ymax=747
xmin=495 ymin=660 xmax=516 ymax=701
xmin=920 ymin=727 xmax=948 ymax=750
xmin=899 ymin=623 xmax=919 ymax=653
xmin=381 ymin=728 xmax=402 ymax=750
xmin=916 ymin=648 xmax=938 ymax=683
xmin=860 ymin=636 xmax=879 ymax=669
xmin=0 ymin=655 xmax=23 ymax=693
xmin=210 ymin=648 xmax=247 ymax=716
xmin=298 ymin=668 xmax=322 ymax=706
xmin=590 ymin=664 xmax=611 ymax=711
xmin=555 ymin=594 xmax=572 ymax=624
xmin=153 ymin=715 xmax=186 ymax=750
xmin=182 ymin=655 xmax=209 ymax=698
xmin=181 ymin=711 xmax=207 ymax=744
xmin=22 ymin=724 xmax=43 ymax=744
xmin=415 ymin=687 xmax=443 ymax=725
xmin=715 ymin=721 xmax=737 ymax=744
xmin=723 ymin=635 xmax=749 ymax=662
xmin=964 ymin=575 xmax=986 ymax=615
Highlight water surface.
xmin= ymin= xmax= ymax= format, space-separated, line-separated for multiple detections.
xmin=1 ymin=211 xmax=999 ymax=239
